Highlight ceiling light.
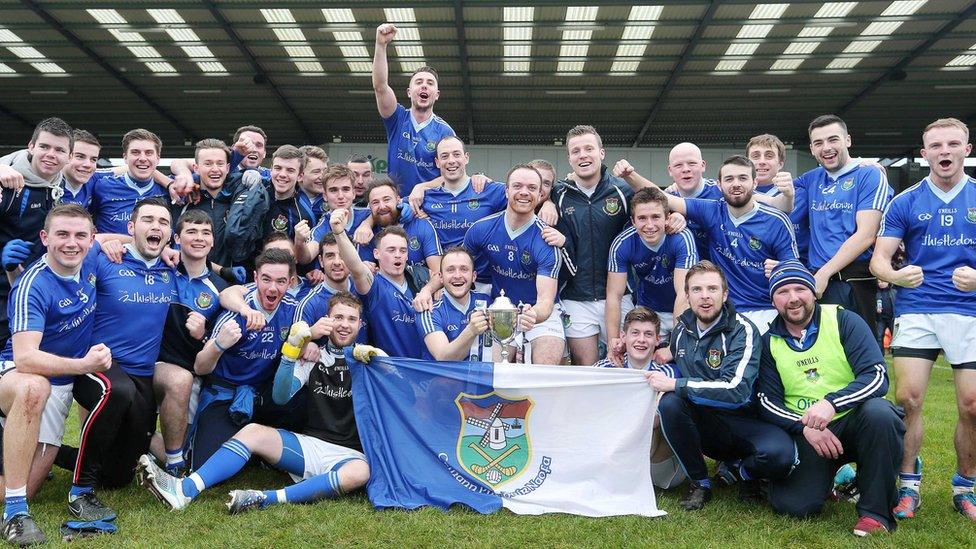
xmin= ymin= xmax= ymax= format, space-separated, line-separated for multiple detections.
xmin=814 ymin=2 xmax=858 ymax=18
xmin=881 ymin=1 xmax=927 ymax=17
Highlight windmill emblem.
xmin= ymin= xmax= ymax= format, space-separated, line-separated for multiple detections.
xmin=455 ymin=392 xmax=533 ymax=488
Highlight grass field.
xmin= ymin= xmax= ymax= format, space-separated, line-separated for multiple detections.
xmin=19 ymin=357 xmax=974 ymax=547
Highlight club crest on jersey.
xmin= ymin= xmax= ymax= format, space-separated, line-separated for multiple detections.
xmin=805 ymin=368 xmax=820 ymax=383
xmin=159 ymin=271 xmax=170 ymax=284
xmin=425 ymin=141 xmax=436 ymax=153
xmin=455 ymin=392 xmax=533 ymax=488
xmin=967 ymin=208 xmax=976 ymax=223
xmin=661 ymin=255 xmax=670 ymax=268
xmin=409 ymin=237 xmax=421 ymax=251
xmin=707 ymin=349 xmax=722 ymax=369
xmin=272 ymin=214 xmax=288 ymax=232
xmin=748 ymin=236 xmax=762 ymax=250
xmin=520 ymin=250 xmax=532 ymax=265
xmin=468 ymin=199 xmax=479 ymax=210
xmin=603 ymin=197 xmax=621 ymax=216
xmin=279 ymin=326 xmax=290 ymax=341
xmin=841 ymin=178 xmax=854 ymax=191
xmin=87 ymin=273 xmax=97 ymax=286
xmin=196 ymin=292 xmax=213 ymax=310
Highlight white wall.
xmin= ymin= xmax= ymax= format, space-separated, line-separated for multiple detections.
xmin=326 ymin=143 xmax=816 ymax=184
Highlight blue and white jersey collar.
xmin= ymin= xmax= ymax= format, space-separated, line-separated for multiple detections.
xmin=825 ymin=158 xmax=861 ymax=182
xmin=640 ymin=233 xmax=666 ymax=253
xmin=123 ymin=243 xmax=161 ymax=268
xmin=924 ymin=176 xmax=969 ymax=204
xmin=504 ymin=212 xmax=537 ymax=240
xmin=377 ymin=271 xmax=410 ymax=295
xmin=124 ymin=172 xmax=155 ymax=193
xmin=445 ymin=291 xmax=471 ymax=314
xmin=444 ymin=177 xmax=471 ymax=197
xmin=409 ymin=109 xmax=437 ymax=132
xmin=727 ymin=201 xmax=760 ymax=227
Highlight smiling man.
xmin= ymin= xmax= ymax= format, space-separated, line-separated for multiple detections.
xmin=665 ymin=142 xmax=721 ymax=261
xmin=356 ymin=178 xmax=441 ymax=278
xmin=67 ymin=197 xmax=177 ymax=522
xmin=87 ymin=129 xmax=168 ymax=235
xmin=648 ymin=261 xmax=795 ymax=511
xmin=59 ymin=130 xmax=101 ymax=210
xmin=418 ymin=247 xmax=491 ymax=362
xmin=798 ymin=115 xmax=893 ymax=330
xmin=372 ymin=23 xmax=455 ymax=196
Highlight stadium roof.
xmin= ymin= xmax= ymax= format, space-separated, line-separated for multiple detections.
xmin=0 ymin=0 xmax=974 ymax=158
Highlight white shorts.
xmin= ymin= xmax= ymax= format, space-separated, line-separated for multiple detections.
xmin=0 ymin=362 xmax=73 ymax=446
xmin=892 ymin=313 xmax=976 ymax=366
xmin=654 ymin=311 xmax=675 ymax=342
xmin=524 ymin=302 xmax=566 ymax=343
xmin=287 ymin=432 xmax=367 ymax=483
xmin=650 ymin=454 xmax=686 ymax=490
xmin=740 ymin=309 xmax=778 ymax=335
xmin=562 ymin=297 xmax=635 ymax=340
xmin=187 ymin=377 xmax=202 ymax=425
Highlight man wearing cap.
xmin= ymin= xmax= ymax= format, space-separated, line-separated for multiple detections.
xmin=757 ymin=260 xmax=905 ymax=537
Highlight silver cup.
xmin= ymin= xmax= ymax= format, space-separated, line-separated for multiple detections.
xmin=484 ymin=290 xmax=521 ymax=363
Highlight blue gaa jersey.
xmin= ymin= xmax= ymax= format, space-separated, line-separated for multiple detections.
xmin=60 ymin=181 xmax=93 ymax=209
xmin=92 ymin=245 xmax=177 ymax=376
xmin=88 ymin=172 xmax=167 ymax=235
xmin=211 ymin=292 xmax=299 ymax=386
xmin=756 ymin=180 xmax=811 ymax=265
xmin=311 ymin=207 xmax=372 ymax=242
xmin=0 ymin=244 xmax=100 ymax=385
xmin=359 ymin=273 xmax=427 ymax=359
xmin=609 ymin=227 xmax=698 ymax=313
xmin=668 ymin=179 xmax=721 ymax=261
xmin=418 ymin=291 xmax=491 ymax=362
xmin=594 ymin=356 xmax=680 ymax=378
xmin=383 ymin=104 xmax=455 ymax=197
xmin=463 ymin=212 xmax=560 ymax=305
xmin=800 ymin=161 xmax=892 ymax=270
xmin=357 ymin=217 xmax=442 ymax=267
xmin=295 ymin=279 xmax=367 ymax=345
xmin=685 ymin=199 xmax=798 ymax=311
xmin=880 ymin=177 xmax=976 ymax=316
xmin=417 ymin=179 xmax=508 ymax=248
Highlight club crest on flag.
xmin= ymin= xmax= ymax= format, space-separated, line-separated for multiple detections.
xmin=455 ymin=392 xmax=533 ymax=488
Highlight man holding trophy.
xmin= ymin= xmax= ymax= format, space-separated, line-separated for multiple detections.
xmin=463 ymin=164 xmax=559 ymax=364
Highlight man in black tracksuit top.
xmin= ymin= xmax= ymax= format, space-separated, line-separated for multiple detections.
xmin=647 ymin=261 xmax=795 ymax=510
xmin=552 ymin=125 xmax=634 ymax=365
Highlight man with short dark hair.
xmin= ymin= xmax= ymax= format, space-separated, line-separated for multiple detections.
xmin=372 ymin=23 xmax=455 ymax=196
xmin=87 ymin=129 xmax=168 ymax=235
xmin=137 ymin=292 xmax=369 ymax=514
xmin=0 ymin=205 xmax=109 ymax=545
xmin=60 ymin=129 xmax=101 ymax=209
xmin=357 ymin=178 xmax=441 ymax=278
xmin=229 ymin=125 xmax=270 ymax=177
xmin=418 ymin=247 xmax=492 ymax=362
xmin=346 ymin=154 xmax=373 ymax=207
xmin=648 ymin=261 xmax=795 ymax=511
xmin=759 ymin=261 xmax=903 ymax=537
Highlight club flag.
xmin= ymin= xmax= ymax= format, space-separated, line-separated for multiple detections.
xmin=347 ymin=352 xmax=665 ymax=518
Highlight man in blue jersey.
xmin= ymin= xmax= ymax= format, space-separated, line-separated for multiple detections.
xmin=59 ymin=130 xmax=101 ymax=209
xmin=150 ymin=210 xmax=228 ymax=476
xmin=137 ymin=292 xmax=369 ymax=515
xmin=607 ymin=188 xmax=698 ymax=356
xmin=87 ymin=129 xmax=168 ymax=235
xmin=331 ymin=211 xmax=427 ymax=359
xmin=302 ymin=165 xmax=372 ymax=264
xmin=0 ymin=118 xmax=73 ymax=351
xmin=372 ymin=23 xmax=456 ymax=196
xmin=648 ymin=261 xmax=795 ymax=510
xmin=419 ymin=247 xmax=492 ymax=362
xmin=551 ymin=125 xmax=636 ymax=366
xmin=67 ymin=197 xmax=176 ymax=521
xmin=358 ymin=178 xmax=441 ymax=281
xmin=871 ymin=117 xmax=976 ymax=522
xmin=0 ymin=205 xmax=110 ymax=545
xmin=619 ymin=156 xmax=799 ymax=334
xmin=661 ymin=142 xmax=722 ymax=261
xmin=801 ymin=114 xmax=892 ymax=331
xmin=746 ymin=134 xmax=807 ymax=264
xmin=229 ymin=125 xmax=270 ymax=178
xmin=296 ymin=146 xmax=327 ymax=223
xmin=190 ymin=248 xmax=302 ymax=468
xmin=596 ymin=307 xmax=685 ymax=490
xmin=464 ymin=164 xmax=559 ymax=365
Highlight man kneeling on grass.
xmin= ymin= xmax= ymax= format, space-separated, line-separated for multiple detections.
xmin=136 ymin=291 xmax=371 ymax=514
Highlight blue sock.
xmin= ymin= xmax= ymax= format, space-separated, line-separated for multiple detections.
xmin=68 ymin=485 xmax=93 ymax=501
xmin=262 ymin=470 xmax=342 ymax=507
xmin=3 ymin=487 xmax=28 ymax=521
xmin=165 ymin=448 xmax=185 ymax=466
xmin=737 ymin=463 xmax=753 ymax=481
xmin=952 ymin=472 xmax=976 ymax=496
xmin=181 ymin=438 xmax=251 ymax=499
xmin=693 ymin=478 xmax=712 ymax=490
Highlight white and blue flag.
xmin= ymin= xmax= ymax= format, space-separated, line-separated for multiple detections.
xmin=348 ymin=353 xmax=665 ymax=517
